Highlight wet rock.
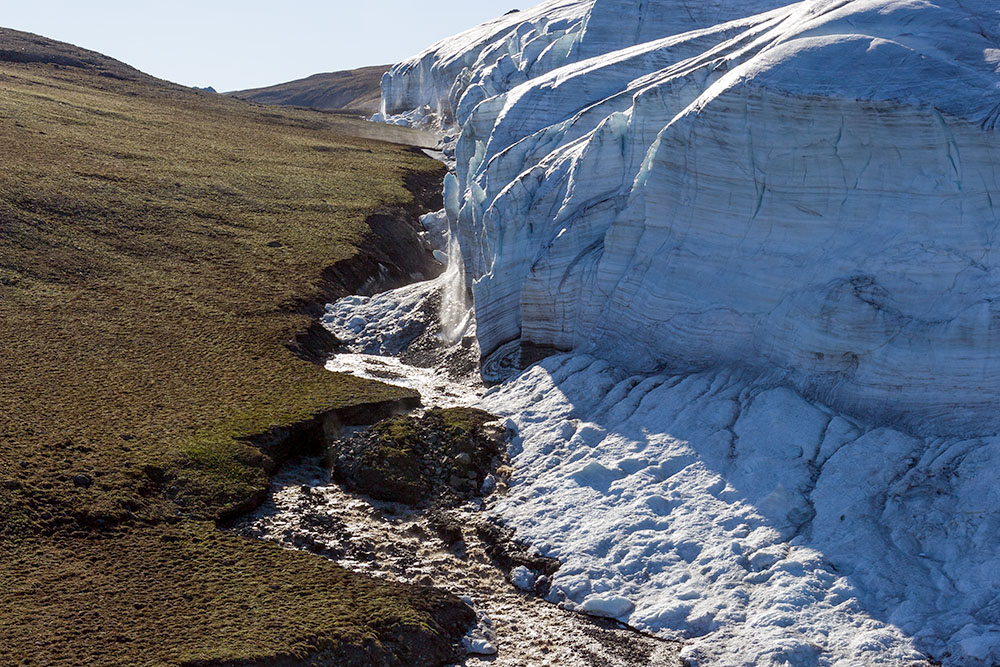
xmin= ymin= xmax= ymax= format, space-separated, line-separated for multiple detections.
xmin=481 ymin=474 xmax=497 ymax=496
xmin=428 ymin=512 xmax=464 ymax=546
xmin=301 ymin=511 xmax=343 ymax=533
xmin=329 ymin=407 xmax=507 ymax=508
xmin=476 ymin=517 xmax=561 ymax=578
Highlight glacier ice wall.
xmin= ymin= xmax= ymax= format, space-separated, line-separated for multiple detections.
xmin=378 ymin=0 xmax=592 ymax=126
xmin=382 ymin=0 xmax=1000 ymax=434
xmin=376 ymin=0 xmax=1000 ymax=664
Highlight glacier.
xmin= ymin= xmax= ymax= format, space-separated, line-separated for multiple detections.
xmin=374 ymin=0 xmax=1000 ymax=664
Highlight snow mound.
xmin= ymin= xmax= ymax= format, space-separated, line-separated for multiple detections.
xmin=481 ymin=354 xmax=1000 ymax=665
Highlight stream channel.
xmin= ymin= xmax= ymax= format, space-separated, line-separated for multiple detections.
xmin=231 ymin=211 xmax=683 ymax=665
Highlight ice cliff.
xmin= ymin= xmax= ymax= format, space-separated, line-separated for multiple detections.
xmin=376 ymin=0 xmax=1000 ymax=664
xmin=382 ymin=0 xmax=1000 ymax=434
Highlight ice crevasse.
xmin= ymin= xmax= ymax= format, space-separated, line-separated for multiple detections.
xmin=376 ymin=1 xmax=1000 ymax=665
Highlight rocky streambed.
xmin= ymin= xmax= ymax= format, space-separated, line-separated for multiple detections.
xmin=232 ymin=268 xmax=682 ymax=665
xmin=234 ymin=450 xmax=679 ymax=666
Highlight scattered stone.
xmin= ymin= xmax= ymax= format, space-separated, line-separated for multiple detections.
xmin=481 ymin=474 xmax=497 ymax=496
xmin=72 ymin=474 xmax=92 ymax=488
xmin=233 ymin=457 xmax=682 ymax=667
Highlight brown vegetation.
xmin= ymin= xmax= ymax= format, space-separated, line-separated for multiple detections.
xmin=0 ymin=27 xmax=469 ymax=665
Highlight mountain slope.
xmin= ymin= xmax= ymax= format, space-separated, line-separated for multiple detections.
xmin=229 ymin=64 xmax=388 ymax=113
xmin=0 ymin=27 xmax=471 ymax=666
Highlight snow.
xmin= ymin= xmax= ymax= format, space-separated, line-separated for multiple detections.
xmin=479 ymin=356 xmax=1000 ymax=665
xmin=463 ymin=629 xmax=499 ymax=656
xmin=510 ymin=565 xmax=536 ymax=592
xmin=369 ymin=0 xmax=1000 ymax=664
xmin=577 ymin=595 xmax=635 ymax=620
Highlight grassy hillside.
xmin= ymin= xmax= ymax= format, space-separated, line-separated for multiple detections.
xmin=229 ymin=65 xmax=389 ymax=115
xmin=0 ymin=27 xmax=470 ymax=665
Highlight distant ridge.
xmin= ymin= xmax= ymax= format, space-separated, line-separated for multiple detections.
xmin=0 ymin=26 xmax=150 ymax=82
xmin=228 ymin=65 xmax=388 ymax=114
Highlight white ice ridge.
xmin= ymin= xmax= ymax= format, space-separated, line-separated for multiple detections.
xmin=381 ymin=0 xmax=1000 ymax=434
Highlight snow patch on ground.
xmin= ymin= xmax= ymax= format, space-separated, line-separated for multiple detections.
xmin=478 ymin=355 xmax=1000 ymax=665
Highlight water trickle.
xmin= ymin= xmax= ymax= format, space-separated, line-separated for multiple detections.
xmin=438 ymin=233 xmax=473 ymax=345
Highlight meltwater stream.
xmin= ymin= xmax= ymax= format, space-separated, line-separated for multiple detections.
xmin=235 ymin=249 xmax=681 ymax=666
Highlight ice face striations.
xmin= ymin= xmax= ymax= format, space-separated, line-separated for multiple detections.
xmin=382 ymin=0 xmax=1000 ymax=434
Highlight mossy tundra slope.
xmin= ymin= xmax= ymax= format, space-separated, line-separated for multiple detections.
xmin=0 ymin=27 xmax=471 ymax=665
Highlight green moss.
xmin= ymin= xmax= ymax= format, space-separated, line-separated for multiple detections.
xmin=371 ymin=416 xmax=425 ymax=445
xmin=439 ymin=407 xmax=499 ymax=435
xmin=332 ymin=408 xmax=507 ymax=507
xmin=176 ymin=438 xmax=269 ymax=511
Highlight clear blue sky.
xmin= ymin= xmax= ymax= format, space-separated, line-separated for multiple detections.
xmin=3 ymin=1 xmax=528 ymax=91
